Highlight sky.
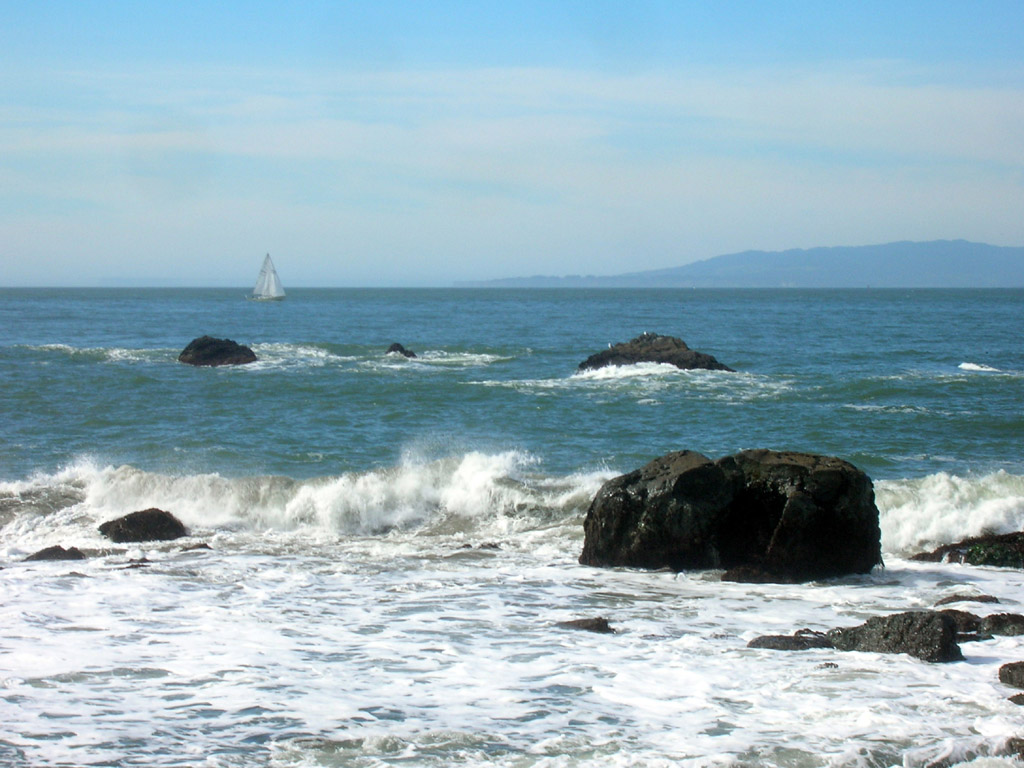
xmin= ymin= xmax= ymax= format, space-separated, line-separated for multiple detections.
xmin=2 ymin=1 xmax=1023 ymax=286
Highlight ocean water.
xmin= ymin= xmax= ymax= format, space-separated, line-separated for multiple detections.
xmin=2 ymin=287 xmax=1024 ymax=768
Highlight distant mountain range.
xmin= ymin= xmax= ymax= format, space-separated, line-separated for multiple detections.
xmin=461 ymin=240 xmax=1024 ymax=288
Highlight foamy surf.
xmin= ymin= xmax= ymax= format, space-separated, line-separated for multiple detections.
xmin=0 ymin=451 xmax=612 ymax=555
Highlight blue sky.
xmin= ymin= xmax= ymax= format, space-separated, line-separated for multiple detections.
xmin=2 ymin=1 xmax=1023 ymax=286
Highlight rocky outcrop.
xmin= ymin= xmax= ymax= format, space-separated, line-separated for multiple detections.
xmin=98 ymin=508 xmax=187 ymax=543
xmin=24 ymin=545 xmax=86 ymax=561
xmin=178 ymin=336 xmax=257 ymax=366
xmin=912 ymin=532 xmax=1024 ymax=568
xmin=386 ymin=343 xmax=417 ymax=358
xmin=578 ymin=332 xmax=734 ymax=372
xmin=579 ymin=449 xmax=882 ymax=583
xmin=827 ymin=611 xmax=963 ymax=663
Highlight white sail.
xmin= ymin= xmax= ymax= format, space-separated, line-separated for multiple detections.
xmin=251 ymin=254 xmax=285 ymax=300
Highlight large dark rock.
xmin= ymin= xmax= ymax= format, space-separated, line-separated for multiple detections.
xmin=386 ymin=343 xmax=416 ymax=358
xmin=98 ymin=508 xmax=187 ymax=543
xmin=827 ymin=611 xmax=963 ymax=663
xmin=24 ymin=545 xmax=86 ymax=562
xmin=911 ymin=532 xmax=1024 ymax=568
xmin=578 ymin=332 xmax=734 ymax=372
xmin=178 ymin=336 xmax=257 ymax=366
xmin=579 ymin=449 xmax=882 ymax=582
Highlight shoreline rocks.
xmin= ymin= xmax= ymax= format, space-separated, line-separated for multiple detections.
xmin=911 ymin=532 xmax=1024 ymax=568
xmin=827 ymin=611 xmax=964 ymax=663
xmin=578 ymin=332 xmax=734 ymax=372
xmin=178 ymin=336 xmax=257 ymax=366
xmin=98 ymin=508 xmax=187 ymax=543
xmin=579 ymin=449 xmax=882 ymax=583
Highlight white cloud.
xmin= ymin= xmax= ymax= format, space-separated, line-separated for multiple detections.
xmin=2 ymin=61 xmax=1022 ymax=284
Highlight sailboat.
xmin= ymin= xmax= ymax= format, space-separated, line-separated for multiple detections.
xmin=250 ymin=253 xmax=285 ymax=300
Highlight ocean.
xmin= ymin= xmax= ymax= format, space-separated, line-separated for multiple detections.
xmin=2 ymin=287 xmax=1024 ymax=767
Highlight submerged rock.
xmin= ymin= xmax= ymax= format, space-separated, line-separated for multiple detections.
xmin=827 ymin=611 xmax=963 ymax=663
xmin=556 ymin=617 xmax=615 ymax=634
xmin=99 ymin=508 xmax=187 ymax=543
xmin=178 ymin=335 xmax=257 ymax=366
xmin=24 ymin=545 xmax=87 ymax=562
xmin=912 ymin=532 xmax=1024 ymax=568
xmin=579 ymin=449 xmax=882 ymax=583
xmin=578 ymin=332 xmax=734 ymax=372
xmin=386 ymin=342 xmax=417 ymax=358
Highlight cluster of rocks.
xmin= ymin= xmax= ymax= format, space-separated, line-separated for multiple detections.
xmin=177 ymin=331 xmax=730 ymax=371
xmin=23 ymin=508 xmax=192 ymax=563
xmin=577 ymin=447 xmax=1024 ymax=708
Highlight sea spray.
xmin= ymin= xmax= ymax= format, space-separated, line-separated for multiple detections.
xmin=877 ymin=471 xmax=1024 ymax=555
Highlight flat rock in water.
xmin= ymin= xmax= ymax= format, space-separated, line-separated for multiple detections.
xmin=827 ymin=611 xmax=963 ymax=663
xmin=579 ymin=449 xmax=881 ymax=583
xmin=178 ymin=335 xmax=257 ymax=366
xmin=24 ymin=545 xmax=87 ymax=562
xmin=99 ymin=508 xmax=187 ymax=543
xmin=578 ymin=332 xmax=734 ymax=372
xmin=934 ymin=593 xmax=1000 ymax=607
xmin=556 ymin=617 xmax=615 ymax=634
xmin=911 ymin=532 xmax=1024 ymax=568
xmin=748 ymin=630 xmax=833 ymax=651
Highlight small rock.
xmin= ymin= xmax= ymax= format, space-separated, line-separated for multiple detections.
xmin=827 ymin=611 xmax=963 ymax=663
xmin=23 ymin=545 xmax=87 ymax=562
xmin=99 ymin=508 xmax=187 ymax=543
xmin=386 ymin=343 xmax=416 ymax=358
xmin=178 ymin=335 xmax=257 ymax=366
xmin=1009 ymin=693 xmax=1024 ymax=706
xmin=556 ymin=617 xmax=615 ymax=634
xmin=999 ymin=662 xmax=1024 ymax=689
xmin=980 ymin=613 xmax=1024 ymax=636
xmin=934 ymin=594 xmax=1000 ymax=607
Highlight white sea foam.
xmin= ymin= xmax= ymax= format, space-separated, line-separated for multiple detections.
xmin=959 ymin=362 xmax=1003 ymax=373
xmin=0 ymin=452 xmax=610 ymax=554
xmin=877 ymin=471 xmax=1024 ymax=555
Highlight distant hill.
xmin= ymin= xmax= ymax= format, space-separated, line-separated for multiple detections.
xmin=461 ymin=240 xmax=1024 ymax=288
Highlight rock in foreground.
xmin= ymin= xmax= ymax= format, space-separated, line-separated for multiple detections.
xmin=99 ymin=508 xmax=187 ymax=543
xmin=178 ymin=336 xmax=257 ymax=366
xmin=827 ymin=611 xmax=963 ymax=663
xmin=579 ymin=449 xmax=882 ymax=583
xmin=578 ymin=332 xmax=734 ymax=372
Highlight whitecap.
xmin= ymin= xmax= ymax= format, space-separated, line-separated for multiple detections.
xmin=877 ymin=470 xmax=1024 ymax=556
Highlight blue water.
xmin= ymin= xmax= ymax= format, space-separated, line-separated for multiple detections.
xmin=3 ymin=288 xmax=1024 ymax=768
xmin=2 ymin=288 xmax=1022 ymax=481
